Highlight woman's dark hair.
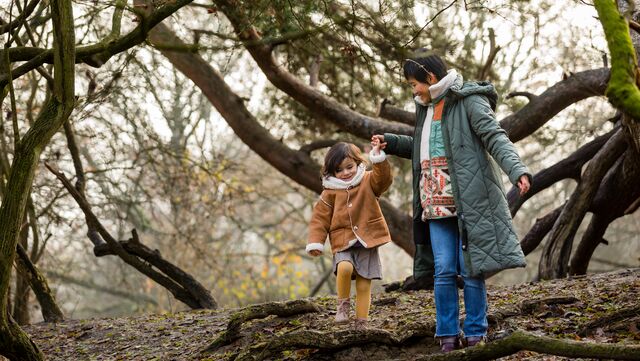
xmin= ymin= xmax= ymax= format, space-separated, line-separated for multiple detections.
xmin=403 ymin=53 xmax=448 ymax=83
xmin=322 ymin=142 xmax=367 ymax=177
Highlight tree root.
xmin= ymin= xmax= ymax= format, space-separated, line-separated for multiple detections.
xmin=414 ymin=329 xmax=640 ymax=360
xmin=232 ymin=320 xmax=434 ymax=361
xmin=201 ymin=299 xmax=322 ymax=353
xmin=519 ymin=296 xmax=579 ymax=314
xmin=578 ymin=305 xmax=640 ymax=336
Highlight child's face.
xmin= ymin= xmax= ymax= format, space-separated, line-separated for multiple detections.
xmin=334 ymin=157 xmax=358 ymax=181
xmin=407 ymin=76 xmax=434 ymax=103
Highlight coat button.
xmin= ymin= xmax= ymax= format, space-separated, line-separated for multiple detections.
xmin=353 ymin=226 xmax=358 ymax=231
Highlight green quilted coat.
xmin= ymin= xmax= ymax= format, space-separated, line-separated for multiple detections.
xmin=384 ymin=75 xmax=530 ymax=278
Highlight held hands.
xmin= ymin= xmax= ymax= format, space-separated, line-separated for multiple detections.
xmin=371 ymin=134 xmax=387 ymax=155
xmin=517 ymin=175 xmax=530 ymax=196
xmin=309 ymin=250 xmax=322 ymax=257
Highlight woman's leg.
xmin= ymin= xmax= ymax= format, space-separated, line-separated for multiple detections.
xmin=354 ymin=275 xmax=372 ymax=320
xmin=429 ymin=218 xmax=461 ymax=337
xmin=458 ymin=246 xmax=488 ymax=338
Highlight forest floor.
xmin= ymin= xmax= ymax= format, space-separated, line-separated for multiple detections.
xmin=23 ymin=268 xmax=640 ymax=361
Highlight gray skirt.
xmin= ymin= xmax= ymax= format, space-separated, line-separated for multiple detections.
xmin=332 ymin=243 xmax=383 ymax=280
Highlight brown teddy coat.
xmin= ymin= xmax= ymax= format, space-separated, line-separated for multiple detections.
xmin=307 ymin=153 xmax=393 ymax=254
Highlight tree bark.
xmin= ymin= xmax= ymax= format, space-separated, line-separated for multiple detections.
xmin=12 ymin=211 xmax=31 ymax=325
xmin=570 ymin=145 xmax=640 ymax=275
xmin=595 ymin=0 xmax=640 ymax=151
xmin=507 ymin=128 xmax=616 ymax=216
xmin=538 ymin=129 xmax=628 ymax=279
xmin=0 ymin=0 xmax=75 ymax=359
xmin=15 ymin=244 xmax=64 ymax=323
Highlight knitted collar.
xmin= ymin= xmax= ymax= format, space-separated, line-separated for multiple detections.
xmin=322 ymin=163 xmax=366 ymax=190
xmin=415 ymin=69 xmax=460 ymax=106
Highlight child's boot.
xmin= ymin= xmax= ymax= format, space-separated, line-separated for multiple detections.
xmin=354 ymin=318 xmax=368 ymax=330
xmin=335 ymin=298 xmax=351 ymax=323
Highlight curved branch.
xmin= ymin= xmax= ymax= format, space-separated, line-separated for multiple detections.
xmin=505 ymin=91 xmax=536 ymax=101
xmin=501 ymin=68 xmax=610 ymax=142
xmin=539 ymin=129 xmax=628 ymax=279
xmin=299 ymin=140 xmax=340 ymax=155
xmin=212 ymin=0 xmax=413 ymax=139
xmin=507 ymin=127 xmax=616 ymax=216
xmin=1 ymin=0 xmax=194 ymax=87
xmin=520 ymin=205 xmax=564 ymax=255
xmin=570 ymin=146 xmax=640 ymax=275
xmin=0 ymin=0 xmax=39 ymax=35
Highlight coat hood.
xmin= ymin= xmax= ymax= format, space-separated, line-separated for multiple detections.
xmin=450 ymin=79 xmax=499 ymax=111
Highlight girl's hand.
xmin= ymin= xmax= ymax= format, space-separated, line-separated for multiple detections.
xmin=371 ymin=135 xmax=387 ymax=151
xmin=309 ymin=250 xmax=322 ymax=257
xmin=517 ymin=175 xmax=530 ymax=196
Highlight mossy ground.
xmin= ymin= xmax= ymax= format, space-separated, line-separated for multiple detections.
xmin=22 ymin=268 xmax=640 ymax=360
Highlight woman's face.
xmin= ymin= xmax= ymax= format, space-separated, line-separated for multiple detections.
xmin=334 ymin=157 xmax=358 ymax=181
xmin=407 ymin=75 xmax=435 ymax=103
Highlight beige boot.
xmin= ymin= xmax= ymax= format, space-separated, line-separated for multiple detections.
xmin=354 ymin=318 xmax=368 ymax=330
xmin=335 ymin=298 xmax=351 ymax=323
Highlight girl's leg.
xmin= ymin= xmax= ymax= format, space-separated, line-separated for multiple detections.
xmin=429 ymin=218 xmax=461 ymax=337
xmin=458 ymin=245 xmax=488 ymax=338
xmin=354 ymin=274 xmax=372 ymax=320
xmin=336 ymin=261 xmax=354 ymax=298
xmin=335 ymin=261 xmax=354 ymax=323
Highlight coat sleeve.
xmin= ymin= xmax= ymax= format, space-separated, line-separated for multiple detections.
xmin=464 ymin=94 xmax=532 ymax=185
xmin=383 ymin=133 xmax=413 ymax=160
xmin=306 ymin=191 xmax=334 ymax=254
xmin=368 ymin=150 xmax=393 ymax=196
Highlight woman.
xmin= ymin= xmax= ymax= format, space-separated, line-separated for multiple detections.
xmin=372 ymin=52 xmax=530 ymax=352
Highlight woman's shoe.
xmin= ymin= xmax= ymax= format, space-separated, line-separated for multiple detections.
xmin=439 ymin=336 xmax=461 ymax=353
xmin=335 ymin=298 xmax=351 ymax=323
xmin=466 ymin=336 xmax=486 ymax=347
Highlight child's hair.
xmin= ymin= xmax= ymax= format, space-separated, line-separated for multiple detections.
xmin=403 ymin=51 xmax=448 ymax=83
xmin=322 ymin=142 xmax=367 ymax=177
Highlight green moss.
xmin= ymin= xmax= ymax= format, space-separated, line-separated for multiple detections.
xmin=595 ymin=0 xmax=640 ymax=119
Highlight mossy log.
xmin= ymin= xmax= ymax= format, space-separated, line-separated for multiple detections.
xmin=415 ymin=329 xmax=640 ymax=361
xmin=202 ymin=299 xmax=322 ymax=353
xmin=233 ymin=320 xmax=435 ymax=361
xmin=578 ymin=305 xmax=640 ymax=336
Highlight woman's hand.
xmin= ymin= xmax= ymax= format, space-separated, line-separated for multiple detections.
xmin=309 ymin=250 xmax=322 ymax=257
xmin=517 ymin=175 xmax=530 ymax=196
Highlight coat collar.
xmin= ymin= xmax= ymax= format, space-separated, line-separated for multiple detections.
xmin=322 ymin=163 xmax=366 ymax=190
xmin=414 ymin=69 xmax=461 ymax=106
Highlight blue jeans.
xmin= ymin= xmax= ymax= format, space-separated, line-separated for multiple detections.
xmin=429 ymin=217 xmax=488 ymax=338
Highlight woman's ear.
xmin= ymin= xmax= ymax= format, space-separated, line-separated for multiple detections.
xmin=428 ymin=72 xmax=437 ymax=84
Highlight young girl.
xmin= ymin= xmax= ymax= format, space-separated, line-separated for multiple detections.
xmin=306 ymin=139 xmax=392 ymax=329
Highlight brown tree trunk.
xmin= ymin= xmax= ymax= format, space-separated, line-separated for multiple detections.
xmin=570 ymin=145 xmax=640 ymax=275
xmin=0 ymin=0 xmax=75 ymax=359
xmin=15 ymin=244 xmax=64 ymax=323
xmin=13 ymin=213 xmax=32 ymax=325
xmin=538 ymin=130 xmax=627 ymax=279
